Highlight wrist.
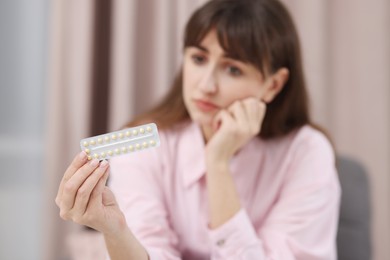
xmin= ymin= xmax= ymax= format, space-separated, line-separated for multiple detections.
xmin=206 ymin=149 xmax=232 ymax=166
xmin=102 ymin=212 xmax=128 ymax=239
xmin=206 ymin=158 xmax=230 ymax=175
xmin=103 ymin=224 xmax=129 ymax=242
xmin=104 ymin=224 xmax=149 ymax=260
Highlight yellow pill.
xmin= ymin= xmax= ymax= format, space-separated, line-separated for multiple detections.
xmin=87 ymin=156 xmax=92 ymax=160
xmin=104 ymin=136 xmax=110 ymax=142
xmin=146 ymin=126 xmax=152 ymax=132
xmin=149 ymin=140 xmax=156 ymax=146
xmin=135 ymin=143 xmax=141 ymax=149
xmin=139 ymin=128 xmax=145 ymax=134
xmin=107 ymin=150 xmax=113 ymax=156
xmin=114 ymin=148 xmax=120 ymax=154
xmin=118 ymin=133 xmax=124 ymax=139
xmin=111 ymin=134 xmax=117 ymax=140
xmin=125 ymin=131 xmax=131 ymax=137
xmin=101 ymin=152 xmax=106 ymax=158
xmin=97 ymin=138 xmax=103 ymax=144
xmin=84 ymin=148 xmax=90 ymax=154
xmin=90 ymin=140 xmax=96 ymax=145
xmin=142 ymin=142 xmax=148 ymax=148
xmin=121 ymin=147 xmax=127 ymax=153
xmin=132 ymin=129 xmax=138 ymax=135
xmin=128 ymin=145 xmax=134 ymax=151
xmin=83 ymin=141 xmax=89 ymax=147
xmin=93 ymin=153 xmax=100 ymax=159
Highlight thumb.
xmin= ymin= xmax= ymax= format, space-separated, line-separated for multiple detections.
xmin=102 ymin=187 xmax=118 ymax=207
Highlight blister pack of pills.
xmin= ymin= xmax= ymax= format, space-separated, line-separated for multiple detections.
xmin=80 ymin=123 xmax=160 ymax=160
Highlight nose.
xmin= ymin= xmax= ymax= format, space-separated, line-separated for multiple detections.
xmin=198 ymin=66 xmax=217 ymax=94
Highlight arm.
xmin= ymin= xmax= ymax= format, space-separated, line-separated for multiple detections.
xmin=204 ymin=98 xmax=266 ymax=259
xmin=205 ymin=98 xmax=264 ymax=229
xmin=205 ymin=160 xmax=240 ymax=229
xmin=204 ymin=99 xmax=340 ymax=259
xmin=104 ymin=226 xmax=148 ymax=260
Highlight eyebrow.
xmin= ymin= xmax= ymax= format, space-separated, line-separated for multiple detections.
xmin=191 ymin=44 xmax=240 ymax=61
xmin=191 ymin=44 xmax=209 ymax=53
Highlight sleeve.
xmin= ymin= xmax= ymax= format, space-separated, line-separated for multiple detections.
xmin=207 ymin=131 xmax=341 ymax=260
xmin=108 ymin=140 xmax=181 ymax=260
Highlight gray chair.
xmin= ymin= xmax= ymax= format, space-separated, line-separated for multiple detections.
xmin=336 ymin=155 xmax=372 ymax=260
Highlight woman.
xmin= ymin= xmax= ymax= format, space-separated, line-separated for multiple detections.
xmin=56 ymin=0 xmax=340 ymax=259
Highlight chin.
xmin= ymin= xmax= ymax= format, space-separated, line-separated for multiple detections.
xmin=190 ymin=111 xmax=214 ymax=127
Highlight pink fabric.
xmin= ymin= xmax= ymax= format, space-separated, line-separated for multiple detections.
xmin=109 ymin=121 xmax=340 ymax=260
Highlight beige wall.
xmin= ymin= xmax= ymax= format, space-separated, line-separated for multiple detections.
xmin=283 ymin=1 xmax=390 ymax=259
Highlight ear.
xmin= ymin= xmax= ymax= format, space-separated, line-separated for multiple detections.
xmin=262 ymin=68 xmax=289 ymax=103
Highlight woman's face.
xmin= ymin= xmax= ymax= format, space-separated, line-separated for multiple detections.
xmin=183 ymin=30 xmax=271 ymax=127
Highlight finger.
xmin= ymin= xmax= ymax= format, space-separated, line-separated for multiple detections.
xmin=212 ymin=109 xmax=234 ymax=132
xmin=258 ymin=101 xmax=266 ymax=120
xmin=56 ymin=151 xmax=88 ymax=206
xmin=244 ymin=98 xmax=266 ymax=133
xmin=228 ymin=101 xmax=248 ymax=126
xmin=252 ymin=100 xmax=266 ymax=122
xmin=60 ymin=159 xmax=100 ymax=213
xmin=242 ymin=98 xmax=259 ymax=120
xmin=72 ymin=160 xmax=109 ymax=216
xmin=90 ymin=169 xmax=110 ymax=206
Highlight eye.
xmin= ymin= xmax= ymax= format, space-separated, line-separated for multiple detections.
xmin=226 ymin=65 xmax=243 ymax=76
xmin=191 ymin=54 xmax=206 ymax=65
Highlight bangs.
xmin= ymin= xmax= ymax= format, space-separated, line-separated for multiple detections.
xmin=184 ymin=1 xmax=270 ymax=74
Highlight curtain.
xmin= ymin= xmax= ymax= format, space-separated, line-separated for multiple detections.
xmin=43 ymin=0 xmax=390 ymax=259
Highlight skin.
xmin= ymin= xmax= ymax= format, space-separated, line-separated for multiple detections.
xmin=55 ymin=29 xmax=288 ymax=259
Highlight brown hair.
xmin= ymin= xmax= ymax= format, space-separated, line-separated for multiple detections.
xmin=128 ymin=0 xmax=316 ymax=140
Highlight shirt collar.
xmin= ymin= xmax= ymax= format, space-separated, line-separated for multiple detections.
xmin=179 ymin=121 xmax=207 ymax=188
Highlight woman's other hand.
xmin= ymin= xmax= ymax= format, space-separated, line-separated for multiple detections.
xmin=55 ymin=152 xmax=127 ymax=237
xmin=206 ymin=97 xmax=266 ymax=163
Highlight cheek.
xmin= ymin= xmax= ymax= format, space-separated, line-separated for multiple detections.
xmin=183 ymin=64 xmax=197 ymax=92
xmin=182 ymin=66 xmax=192 ymax=96
xmin=219 ymin=79 xmax=264 ymax=107
xmin=182 ymin=64 xmax=199 ymax=108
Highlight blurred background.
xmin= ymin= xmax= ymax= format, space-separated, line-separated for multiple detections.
xmin=0 ymin=0 xmax=389 ymax=259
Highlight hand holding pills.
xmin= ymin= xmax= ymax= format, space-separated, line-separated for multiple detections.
xmin=55 ymin=123 xmax=160 ymax=237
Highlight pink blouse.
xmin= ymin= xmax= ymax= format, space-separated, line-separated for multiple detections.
xmin=109 ymin=121 xmax=340 ymax=260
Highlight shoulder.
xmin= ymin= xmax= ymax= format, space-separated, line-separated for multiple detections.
xmin=261 ymin=125 xmax=334 ymax=163
xmin=288 ymin=125 xmax=334 ymax=159
xmin=281 ymin=125 xmax=337 ymax=184
xmin=260 ymin=125 xmax=336 ymax=179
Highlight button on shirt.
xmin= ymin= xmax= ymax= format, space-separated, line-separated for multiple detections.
xmin=109 ymin=121 xmax=340 ymax=260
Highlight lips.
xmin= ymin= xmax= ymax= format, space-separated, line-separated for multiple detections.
xmin=194 ymin=99 xmax=219 ymax=112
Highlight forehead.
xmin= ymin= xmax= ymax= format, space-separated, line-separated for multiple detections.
xmin=198 ymin=30 xmax=224 ymax=53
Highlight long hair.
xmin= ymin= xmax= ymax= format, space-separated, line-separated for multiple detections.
xmin=128 ymin=0 xmax=315 ymax=140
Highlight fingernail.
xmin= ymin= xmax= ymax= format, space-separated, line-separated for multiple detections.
xmin=90 ymin=159 xmax=99 ymax=167
xmin=79 ymin=151 xmax=87 ymax=160
xmin=100 ymin=160 xmax=109 ymax=168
